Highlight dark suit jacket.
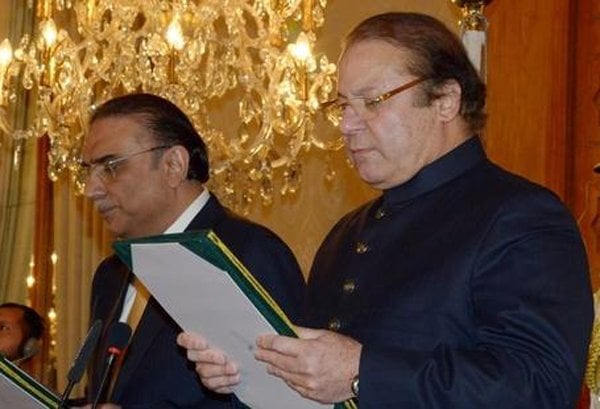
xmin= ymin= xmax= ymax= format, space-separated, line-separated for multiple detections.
xmin=87 ymin=194 xmax=305 ymax=408
xmin=305 ymin=137 xmax=593 ymax=409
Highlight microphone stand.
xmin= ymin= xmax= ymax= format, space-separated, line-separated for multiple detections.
xmin=57 ymin=319 xmax=103 ymax=409
xmin=91 ymin=322 xmax=132 ymax=409
xmin=91 ymin=351 xmax=121 ymax=409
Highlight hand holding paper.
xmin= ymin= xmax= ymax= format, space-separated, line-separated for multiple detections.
xmin=255 ymin=327 xmax=362 ymax=404
xmin=177 ymin=331 xmax=240 ymax=393
xmin=115 ymin=231 xmax=355 ymax=409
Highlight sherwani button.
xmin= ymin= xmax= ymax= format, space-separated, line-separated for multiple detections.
xmin=328 ymin=318 xmax=341 ymax=331
xmin=343 ymin=279 xmax=356 ymax=293
xmin=355 ymin=242 xmax=369 ymax=254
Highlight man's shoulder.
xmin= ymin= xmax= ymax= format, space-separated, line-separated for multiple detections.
xmin=92 ymin=254 xmax=129 ymax=285
xmin=97 ymin=253 xmax=127 ymax=270
xmin=217 ymin=207 xmax=279 ymax=238
xmin=477 ymin=161 xmax=564 ymax=205
xmin=198 ymin=207 xmax=293 ymax=260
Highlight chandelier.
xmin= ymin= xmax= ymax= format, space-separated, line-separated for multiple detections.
xmin=451 ymin=0 xmax=492 ymax=76
xmin=0 ymin=0 xmax=340 ymax=211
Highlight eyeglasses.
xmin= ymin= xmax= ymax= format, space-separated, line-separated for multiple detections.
xmin=78 ymin=145 xmax=172 ymax=182
xmin=321 ymin=77 xmax=428 ymax=124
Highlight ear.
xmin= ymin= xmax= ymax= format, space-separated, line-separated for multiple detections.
xmin=162 ymin=146 xmax=190 ymax=187
xmin=433 ymin=79 xmax=462 ymax=123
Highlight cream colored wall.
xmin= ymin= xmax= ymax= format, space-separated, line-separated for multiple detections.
xmin=246 ymin=0 xmax=460 ymax=276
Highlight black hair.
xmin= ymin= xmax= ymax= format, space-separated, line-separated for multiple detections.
xmin=90 ymin=93 xmax=209 ymax=182
xmin=0 ymin=302 xmax=45 ymax=341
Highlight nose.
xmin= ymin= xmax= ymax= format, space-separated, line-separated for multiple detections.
xmin=339 ymin=104 xmax=366 ymax=135
xmin=83 ymin=172 xmax=106 ymax=200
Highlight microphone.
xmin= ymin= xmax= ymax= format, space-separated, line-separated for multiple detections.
xmin=58 ymin=319 xmax=103 ymax=409
xmin=91 ymin=322 xmax=132 ymax=409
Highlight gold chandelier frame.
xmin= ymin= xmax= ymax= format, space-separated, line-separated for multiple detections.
xmin=0 ymin=0 xmax=340 ymax=211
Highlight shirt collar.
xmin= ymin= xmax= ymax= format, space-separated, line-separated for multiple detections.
xmin=382 ymin=136 xmax=486 ymax=207
xmin=164 ymin=188 xmax=210 ymax=234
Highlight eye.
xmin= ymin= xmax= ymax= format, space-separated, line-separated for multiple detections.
xmin=364 ymin=97 xmax=383 ymax=111
xmin=103 ymin=158 xmax=122 ymax=177
xmin=337 ymin=101 xmax=350 ymax=110
xmin=80 ymin=162 xmax=93 ymax=176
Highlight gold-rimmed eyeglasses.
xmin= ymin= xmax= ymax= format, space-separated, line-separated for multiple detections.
xmin=322 ymin=77 xmax=428 ymax=124
xmin=78 ymin=145 xmax=172 ymax=183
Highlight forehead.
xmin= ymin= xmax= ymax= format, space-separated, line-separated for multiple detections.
xmin=83 ymin=115 xmax=153 ymax=160
xmin=0 ymin=308 xmax=24 ymax=324
xmin=338 ymin=39 xmax=413 ymax=94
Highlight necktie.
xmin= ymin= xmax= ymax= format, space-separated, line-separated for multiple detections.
xmin=107 ymin=277 xmax=150 ymax=400
xmin=127 ymin=277 xmax=150 ymax=333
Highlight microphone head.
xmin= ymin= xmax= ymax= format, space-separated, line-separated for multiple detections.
xmin=67 ymin=319 xmax=103 ymax=383
xmin=106 ymin=322 xmax=132 ymax=356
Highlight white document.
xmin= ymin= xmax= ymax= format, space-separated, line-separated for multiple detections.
xmin=131 ymin=242 xmax=330 ymax=409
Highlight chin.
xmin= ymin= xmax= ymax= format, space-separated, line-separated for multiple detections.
xmin=357 ymin=168 xmax=382 ymax=186
xmin=106 ymin=224 xmax=125 ymax=239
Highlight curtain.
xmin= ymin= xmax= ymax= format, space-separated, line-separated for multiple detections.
xmin=0 ymin=0 xmax=36 ymax=303
xmin=0 ymin=138 xmax=36 ymax=302
xmin=53 ymin=175 xmax=111 ymax=394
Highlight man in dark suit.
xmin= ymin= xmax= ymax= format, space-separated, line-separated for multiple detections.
xmin=179 ymin=12 xmax=594 ymax=409
xmin=79 ymin=93 xmax=305 ymax=408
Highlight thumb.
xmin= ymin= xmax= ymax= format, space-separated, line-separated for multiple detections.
xmin=294 ymin=326 xmax=326 ymax=340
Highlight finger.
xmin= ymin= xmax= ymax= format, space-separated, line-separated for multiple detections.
xmin=187 ymin=348 xmax=229 ymax=365
xmin=276 ymin=372 xmax=332 ymax=404
xmin=195 ymin=360 xmax=239 ymax=378
xmin=201 ymin=371 xmax=241 ymax=392
xmin=255 ymin=348 xmax=304 ymax=374
xmin=264 ymin=363 xmax=314 ymax=396
xmin=256 ymin=333 xmax=278 ymax=349
xmin=294 ymin=326 xmax=325 ymax=340
xmin=177 ymin=331 xmax=209 ymax=349
xmin=256 ymin=334 xmax=302 ymax=356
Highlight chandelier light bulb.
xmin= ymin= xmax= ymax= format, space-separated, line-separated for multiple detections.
xmin=40 ymin=18 xmax=58 ymax=49
xmin=290 ymin=32 xmax=311 ymax=62
xmin=0 ymin=39 xmax=12 ymax=68
xmin=0 ymin=39 xmax=12 ymax=106
xmin=166 ymin=16 xmax=185 ymax=51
